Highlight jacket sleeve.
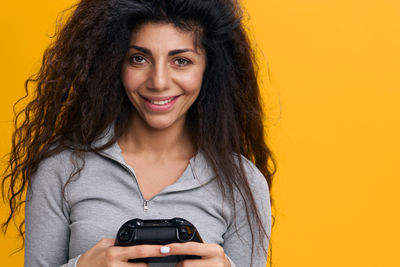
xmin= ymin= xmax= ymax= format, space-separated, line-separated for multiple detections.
xmin=222 ymin=159 xmax=272 ymax=267
xmin=24 ymin=154 xmax=80 ymax=267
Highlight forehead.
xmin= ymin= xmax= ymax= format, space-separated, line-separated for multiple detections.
xmin=129 ymin=22 xmax=199 ymax=50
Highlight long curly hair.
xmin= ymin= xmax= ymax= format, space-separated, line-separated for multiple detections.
xmin=2 ymin=0 xmax=276 ymax=265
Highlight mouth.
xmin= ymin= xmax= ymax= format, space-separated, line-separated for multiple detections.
xmin=140 ymin=95 xmax=180 ymax=112
xmin=144 ymin=97 xmax=177 ymax=105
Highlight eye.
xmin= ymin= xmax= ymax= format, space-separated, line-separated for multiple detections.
xmin=174 ymin=58 xmax=191 ymax=66
xmin=129 ymin=55 xmax=146 ymax=65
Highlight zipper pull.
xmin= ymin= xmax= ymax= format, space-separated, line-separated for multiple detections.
xmin=143 ymin=200 xmax=149 ymax=211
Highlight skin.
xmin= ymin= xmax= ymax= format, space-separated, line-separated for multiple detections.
xmin=117 ymin=22 xmax=206 ymax=200
xmin=77 ymin=23 xmax=231 ymax=267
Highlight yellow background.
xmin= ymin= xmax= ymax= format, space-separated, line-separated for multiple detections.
xmin=1 ymin=0 xmax=399 ymax=266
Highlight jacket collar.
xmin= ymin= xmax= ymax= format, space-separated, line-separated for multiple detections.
xmin=94 ymin=125 xmax=217 ymax=192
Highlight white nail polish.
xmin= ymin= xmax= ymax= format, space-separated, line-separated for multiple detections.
xmin=160 ymin=246 xmax=170 ymax=254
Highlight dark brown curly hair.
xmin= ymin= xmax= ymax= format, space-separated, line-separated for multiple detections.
xmin=2 ymin=0 xmax=276 ymax=265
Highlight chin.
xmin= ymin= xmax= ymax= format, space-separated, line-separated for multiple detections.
xmin=144 ymin=118 xmax=177 ymax=130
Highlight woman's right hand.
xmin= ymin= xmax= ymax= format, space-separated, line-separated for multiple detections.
xmin=76 ymin=238 xmax=168 ymax=267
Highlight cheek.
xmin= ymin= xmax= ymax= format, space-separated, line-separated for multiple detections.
xmin=121 ymin=66 xmax=144 ymax=92
xmin=176 ymin=70 xmax=204 ymax=93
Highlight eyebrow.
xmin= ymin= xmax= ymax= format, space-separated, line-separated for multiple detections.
xmin=129 ymin=45 xmax=197 ymax=56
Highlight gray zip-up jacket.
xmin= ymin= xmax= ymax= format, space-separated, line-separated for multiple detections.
xmin=24 ymin=132 xmax=271 ymax=267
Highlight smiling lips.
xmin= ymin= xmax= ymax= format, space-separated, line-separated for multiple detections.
xmin=141 ymin=95 xmax=180 ymax=112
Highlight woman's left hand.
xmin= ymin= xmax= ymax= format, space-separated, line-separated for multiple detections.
xmin=162 ymin=242 xmax=231 ymax=267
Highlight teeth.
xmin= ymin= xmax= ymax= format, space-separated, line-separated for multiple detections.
xmin=150 ymin=98 xmax=174 ymax=105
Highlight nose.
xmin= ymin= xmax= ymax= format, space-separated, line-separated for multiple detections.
xmin=146 ymin=61 xmax=171 ymax=91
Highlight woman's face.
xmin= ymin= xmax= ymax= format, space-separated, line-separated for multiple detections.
xmin=121 ymin=22 xmax=206 ymax=130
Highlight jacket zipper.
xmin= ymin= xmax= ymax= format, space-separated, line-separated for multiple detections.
xmin=97 ymin=152 xmax=153 ymax=211
xmin=143 ymin=200 xmax=149 ymax=211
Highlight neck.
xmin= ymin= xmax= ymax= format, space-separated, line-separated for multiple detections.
xmin=118 ymin=111 xmax=195 ymax=160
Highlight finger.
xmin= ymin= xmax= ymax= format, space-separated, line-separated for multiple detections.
xmin=178 ymin=257 xmax=231 ymax=267
xmin=176 ymin=258 xmax=204 ymax=267
xmin=96 ymin=238 xmax=116 ymax=247
xmin=164 ymin=242 xmax=225 ymax=258
xmin=117 ymin=262 xmax=148 ymax=267
xmin=108 ymin=245 xmax=171 ymax=261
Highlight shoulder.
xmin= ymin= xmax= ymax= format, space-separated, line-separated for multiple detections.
xmin=29 ymin=149 xmax=76 ymax=191
xmin=192 ymin=151 xmax=270 ymax=196
xmin=234 ymin=154 xmax=270 ymax=194
xmin=36 ymin=148 xmax=74 ymax=169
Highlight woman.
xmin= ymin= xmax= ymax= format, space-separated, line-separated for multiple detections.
xmin=2 ymin=0 xmax=275 ymax=266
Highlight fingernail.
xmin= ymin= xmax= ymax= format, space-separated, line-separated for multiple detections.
xmin=160 ymin=246 xmax=170 ymax=254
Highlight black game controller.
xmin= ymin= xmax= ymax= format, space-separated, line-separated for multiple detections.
xmin=115 ymin=217 xmax=203 ymax=263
